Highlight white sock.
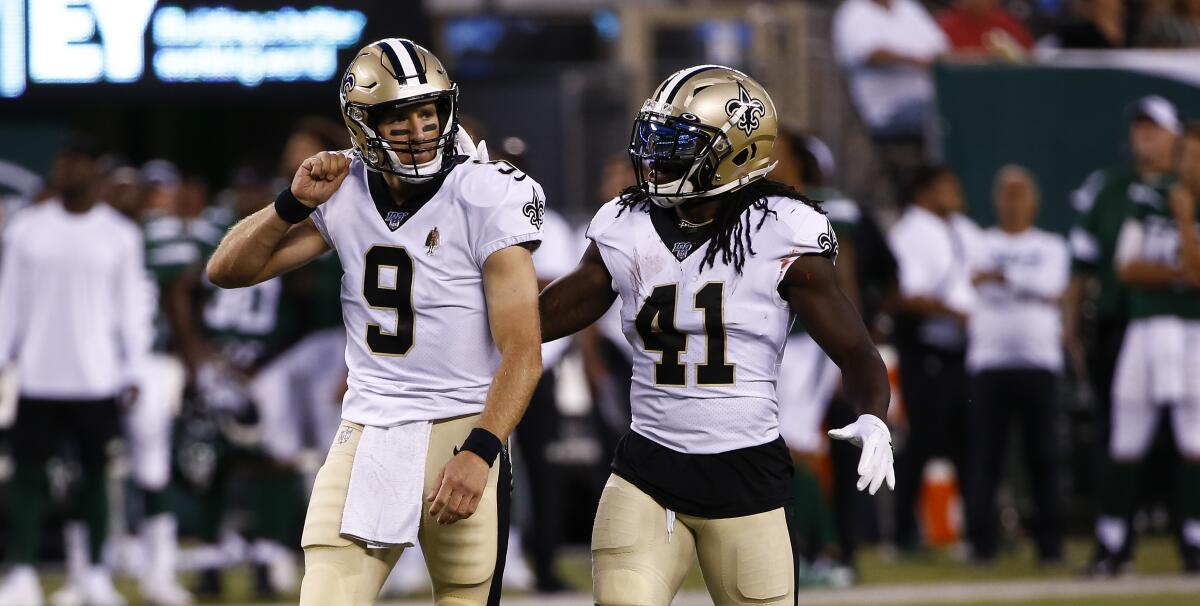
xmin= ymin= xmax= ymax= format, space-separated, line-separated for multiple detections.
xmin=63 ymin=521 xmax=89 ymax=585
xmin=1096 ymin=515 xmax=1128 ymax=554
xmin=1184 ymin=518 xmax=1200 ymax=548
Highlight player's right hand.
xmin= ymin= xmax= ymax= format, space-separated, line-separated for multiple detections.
xmin=291 ymin=151 xmax=351 ymax=207
xmin=828 ymin=414 xmax=895 ymax=495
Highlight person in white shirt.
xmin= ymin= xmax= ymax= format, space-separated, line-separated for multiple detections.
xmin=0 ymin=138 xmax=151 ymax=606
xmin=832 ymin=0 xmax=949 ymax=137
xmin=964 ymin=165 xmax=1069 ymax=565
xmin=887 ymin=164 xmax=977 ymax=551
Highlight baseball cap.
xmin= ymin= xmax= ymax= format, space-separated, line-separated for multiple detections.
xmin=1130 ymin=95 xmax=1182 ymax=135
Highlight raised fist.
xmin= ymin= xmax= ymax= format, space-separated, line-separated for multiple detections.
xmin=291 ymin=151 xmax=352 ymax=207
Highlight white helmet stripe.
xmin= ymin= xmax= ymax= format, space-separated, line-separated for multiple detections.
xmin=381 ymin=38 xmax=420 ymax=83
xmin=655 ymin=64 xmax=725 ymax=105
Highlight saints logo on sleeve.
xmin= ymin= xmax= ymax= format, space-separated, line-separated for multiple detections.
xmin=524 ymin=189 xmax=545 ymax=230
xmin=818 ymin=223 xmax=839 ymax=261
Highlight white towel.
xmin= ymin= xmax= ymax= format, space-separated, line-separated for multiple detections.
xmin=340 ymin=421 xmax=433 ymax=548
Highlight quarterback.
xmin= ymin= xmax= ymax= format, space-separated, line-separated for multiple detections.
xmin=540 ymin=65 xmax=894 ymax=605
xmin=207 ymin=39 xmax=544 ymax=605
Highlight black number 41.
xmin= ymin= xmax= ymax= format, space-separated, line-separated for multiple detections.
xmin=634 ymin=282 xmax=735 ymax=387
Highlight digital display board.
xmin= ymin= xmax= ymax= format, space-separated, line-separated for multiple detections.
xmin=0 ymin=0 xmax=410 ymax=105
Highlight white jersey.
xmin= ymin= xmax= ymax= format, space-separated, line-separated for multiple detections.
xmin=0 ymin=200 xmax=151 ymax=399
xmin=310 ymin=156 xmax=544 ymax=427
xmin=966 ymin=227 xmax=1069 ymax=373
xmin=587 ymin=196 xmax=836 ymax=453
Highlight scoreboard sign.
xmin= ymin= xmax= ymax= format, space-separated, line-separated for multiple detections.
xmin=0 ymin=0 xmax=369 ymax=101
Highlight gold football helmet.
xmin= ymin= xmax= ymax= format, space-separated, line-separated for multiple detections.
xmin=629 ymin=65 xmax=778 ymax=207
xmin=339 ymin=38 xmax=459 ymax=183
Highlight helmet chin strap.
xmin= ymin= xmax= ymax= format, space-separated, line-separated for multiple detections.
xmin=387 ymin=146 xmax=444 ymax=184
xmin=649 ymin=161 xmax=778 ymax=208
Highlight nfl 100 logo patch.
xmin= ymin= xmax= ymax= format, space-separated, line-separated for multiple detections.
xmin=672 ymin=241 xmax=693 ymax=260
xmin=385 ymin=211 xmax=409 ymax=231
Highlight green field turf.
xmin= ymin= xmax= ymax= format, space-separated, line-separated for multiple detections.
xmin=37 ymin=536 xmax=1195 ymax=604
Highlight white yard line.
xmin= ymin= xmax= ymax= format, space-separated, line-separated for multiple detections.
xmin=220 ymin=574 xmax=1200 ymax=606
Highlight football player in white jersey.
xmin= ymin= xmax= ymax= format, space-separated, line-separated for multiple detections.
xmin=206 ymin=39 xmax=544 ymax=606
xmin=539 ymin=66 xmax=895 ymax=606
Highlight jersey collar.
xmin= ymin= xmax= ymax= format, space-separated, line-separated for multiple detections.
xmin=367 ymin=155 xmax=469 ymax=232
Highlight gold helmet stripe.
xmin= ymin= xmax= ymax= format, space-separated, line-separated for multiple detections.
xmin=655 ymin=64 xmax=723 ymax=105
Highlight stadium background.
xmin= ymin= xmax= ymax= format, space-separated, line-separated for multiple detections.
xmin=1 ymin=0 xmax=1199 ymax=604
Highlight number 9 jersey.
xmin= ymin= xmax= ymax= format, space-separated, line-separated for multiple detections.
xmin=310 ymin=154 xmax=544 ymax=427
xmin=586 ymin=196 xmax=836 ymax=454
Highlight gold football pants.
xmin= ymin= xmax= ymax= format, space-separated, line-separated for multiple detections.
xmin=297 ymin=414 xmax=510 ymax=606
xmin=592 ymin=474 xmax=794 ymax=606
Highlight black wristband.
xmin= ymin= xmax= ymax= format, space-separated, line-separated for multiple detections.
xmin=460 ymin=428 xmax=502 ymax=467
xmin=274 ymin=187 xmax=315 ymax=224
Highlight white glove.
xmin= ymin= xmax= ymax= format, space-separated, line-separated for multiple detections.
xmin=828 ymin=414 xmax=895 ymax=495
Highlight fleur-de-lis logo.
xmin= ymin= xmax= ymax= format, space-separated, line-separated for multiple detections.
xmin=818 ymin=224 xmax=839 ymax=260
xmin=523 ymin=189 xmax=545 ymax=229
xmin=724 ymin=82 xmax=766 ymax=136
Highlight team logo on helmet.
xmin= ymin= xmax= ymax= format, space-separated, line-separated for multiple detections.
xmin=725 ymin=83 xmax=767 ymax=136
xmin=342 ymin=72 xmax=355 ymax=97
xmin=523 ymin=189 xmax=545 ymax=229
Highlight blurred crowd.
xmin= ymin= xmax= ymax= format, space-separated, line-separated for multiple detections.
xmin=834 ymin=0 xmax=1200 ymax=139
xmin=0 ymin=0 xmax=1198 ymax=604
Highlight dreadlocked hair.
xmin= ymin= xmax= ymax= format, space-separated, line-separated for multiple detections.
xmin=615 ymin=178 xmax=825 ymax=274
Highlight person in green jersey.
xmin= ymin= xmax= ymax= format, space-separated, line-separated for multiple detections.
xmin=1066 ymin=96 xmax=1183 ymax=575
xmin=1090 ymin=122 xmax=1200 ymax=575
xmin=189 ymin=163 xmax=305 ymax=599
xmin=774 ymin=131 xmax=864 ymax=584
xmin=127 ymin=161 xmax=204 ymax=606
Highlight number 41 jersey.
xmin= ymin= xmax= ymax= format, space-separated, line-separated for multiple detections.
xmin=587 ymin=196 xmax=836 ymax=454
xmin=310 ymin=155 xmax=544 ymax=427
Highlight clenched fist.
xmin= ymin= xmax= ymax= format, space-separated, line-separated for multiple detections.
xmin=292 ymin=151 xmax=351 ymax=207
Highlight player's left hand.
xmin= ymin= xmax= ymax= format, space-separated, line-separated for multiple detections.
xmin=828 ymin=414 xmax=895 ymax=495
xmin=427 ymin=450 xmax=489 ymax=524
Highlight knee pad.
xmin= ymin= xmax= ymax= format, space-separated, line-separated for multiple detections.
xmin=731 ymin=536 xmax=792 ymax=603
xmin=1109 ymin=407 xmax=1157 ymax=461
xmin=299 ymin=546 xmax=358 ymax=606
xmin=593 ymin=568 xmax=656 ymax=606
